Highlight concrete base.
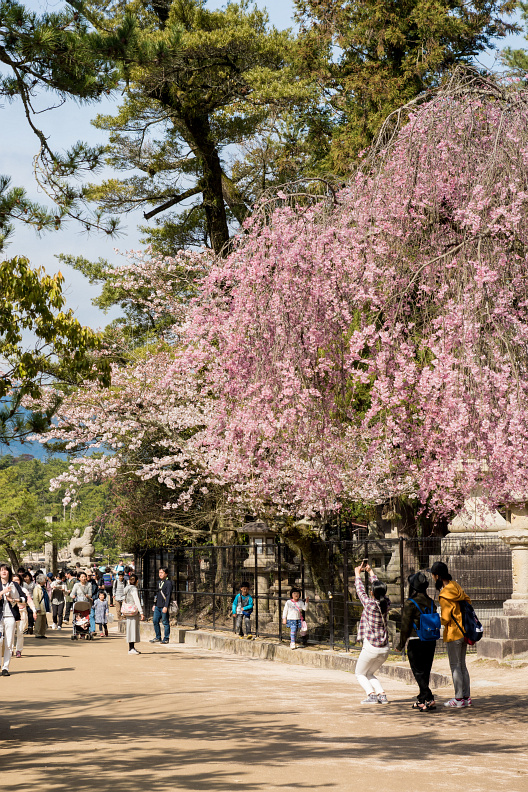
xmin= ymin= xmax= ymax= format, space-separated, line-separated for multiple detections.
xmin=117 ymin=620 xmax=189 ymax=643
xmin=477 ymin=612 xmax=528 ymax=659
xmin=182 ymin=629 xmax=450 ymax=687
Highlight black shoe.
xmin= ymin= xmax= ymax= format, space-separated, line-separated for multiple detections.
xmin=2 ymin=669 xmax=10 ymax=676
xmin=161 ymin=639 xmax=169 ymax=644
xmin=149 ymin=638 xmax=161 ymax=643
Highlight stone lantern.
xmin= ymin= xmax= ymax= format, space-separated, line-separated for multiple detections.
xmin=236 ymin=521 xmax=277 ymax=613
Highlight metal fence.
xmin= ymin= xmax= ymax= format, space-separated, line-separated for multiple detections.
xmin=135 ymin=534 xmax=512 ymax=652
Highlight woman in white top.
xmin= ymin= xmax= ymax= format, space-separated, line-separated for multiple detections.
xmin=0 ymin=564 xmax=23 ymax=675
xmin=282 ymin=587 xmax=309 ymax=650
xmin=122 ymin=574 xmax=144 ymax=654
xmin=12 ymin=573 xmax=35 ymax=658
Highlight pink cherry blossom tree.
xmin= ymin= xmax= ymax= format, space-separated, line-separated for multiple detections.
xmin=41 ymin=69 xmax=528 ymax=531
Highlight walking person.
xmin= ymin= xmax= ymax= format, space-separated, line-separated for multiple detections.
xmin=102 ymin=567 xmax=114 ymax=605
xmin=150 ymin=568 xmax=173 ymax=644
xmin=397 ymin=572 xmax=439 ymax=711
xmin=33 ymin=574 xmax=49 ymax=639
xmin=354 ymin=561 xmax=391 ymax=704
xmin=23 ymin=571 xmax=36 ymax=634
xmin=11 ymin=573 xmax=34 ymax=659
xmin=232 ymin=582 xmax=254 ymax=640
xmin=122 ymin=574 xmax=144 ymax=654
xmin=282 ymin=587 xmax=309 ymax=649
xmin=0 ymin=565 xmax=24 ymax=675
xmin=428 ymin=561 xmax=472 ymax=708
xmin=50 ymin=573 xmax=66 ymax=630
xmin=112 ymin=570 xmax=128 ymax=621
xmin=94 ymin=590 xmax=110 ymax=636
xmin=64 ymin=570 xmax=76 ymax=624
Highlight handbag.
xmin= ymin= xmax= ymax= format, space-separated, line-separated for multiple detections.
xmin=300 ymin=619 xmax=308 ymax=635
xmin=121 ymin=601 xmax=138 ymax=616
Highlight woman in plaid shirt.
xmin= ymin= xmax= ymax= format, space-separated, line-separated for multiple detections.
xmin=354 ymin=562 xmax=391 ymax=704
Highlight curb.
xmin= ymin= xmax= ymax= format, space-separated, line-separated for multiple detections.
xmin=183 ymin=629 xmax=451 ymax=688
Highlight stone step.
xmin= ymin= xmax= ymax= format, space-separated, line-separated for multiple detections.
xmin=477 ymin=636 xmax=528 ymax=660
xmin=488 ymin=616 xmax=528 ymax=640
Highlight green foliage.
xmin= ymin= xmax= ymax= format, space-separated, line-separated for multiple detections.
xmin=294 ymin=0 xmax=519 ymax=169
xmin=0 ymin=255 xmax=110 ymax=443
xmin=82 ymin=0 xmax=313 ymax=254
xmin=0 ymin=0 xmax=138 ymax=249
xmin=502 ymin=1 xmax=528 ymax=71
xmin=0 ymin=455 xmax=112 ymax=566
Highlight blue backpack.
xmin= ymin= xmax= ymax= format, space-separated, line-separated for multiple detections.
xmin=42 ymin=587 xmax=50 ymax=613
xmin=409 ymin=599 xmax=441 ymax=641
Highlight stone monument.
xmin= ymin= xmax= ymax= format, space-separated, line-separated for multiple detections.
xmin=478 ymin=503 xmax=528 ymax=659
xmin=65 ymin=525 xmax=95 ymax=568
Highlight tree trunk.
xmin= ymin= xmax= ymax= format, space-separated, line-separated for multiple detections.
xmin=0 ymin=542 xmax=20 ymax=570
xmin=186 ymin=114 xmax=231 ymax=256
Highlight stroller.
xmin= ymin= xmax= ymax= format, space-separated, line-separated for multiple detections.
xmin=71 ymin=600 xmax=93 ymax=640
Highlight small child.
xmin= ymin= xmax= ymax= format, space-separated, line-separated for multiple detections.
xmin=232 ymin=582 xmax=254 ymax=639
xmin=282 ymin=587 xmax=309 ymax=649
xmin=94 ymin=590 xmax=109 ymax=636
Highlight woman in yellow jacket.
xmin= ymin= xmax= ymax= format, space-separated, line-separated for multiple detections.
xmin=428 ymin=561 xmax=472 ymax=708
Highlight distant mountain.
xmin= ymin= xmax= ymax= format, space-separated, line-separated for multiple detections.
xmin=0 ymin=437 xmax=66 ymax=461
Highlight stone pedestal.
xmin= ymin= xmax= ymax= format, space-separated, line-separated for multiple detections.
xmin=477 ymin=510 xmax=528 ymax=659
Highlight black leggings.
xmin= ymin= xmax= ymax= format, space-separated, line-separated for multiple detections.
xmin=407 ymin=640 xmax=436 ymax=703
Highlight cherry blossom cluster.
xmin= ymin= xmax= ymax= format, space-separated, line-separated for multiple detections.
xmin=40 ymin=87 xmax=528 ymax=519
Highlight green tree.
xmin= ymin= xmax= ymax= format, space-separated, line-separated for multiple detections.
xmin=0 ymin=466 xmax=43 ymax=567
xmin=502 ymin=1 xmax=528 ymax=70
xmin=82 ymin=0 xmax=309 ymax=254
xmin=0 ymin=256 xmax=110 ymax=444
xmin=294 ymin=0 xmax=519 ymax=170
xmin=0 ymin=0 xmax=138 ymax=250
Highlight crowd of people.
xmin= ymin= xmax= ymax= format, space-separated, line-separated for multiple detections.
xmin=0 ymin=560 xmax=141 ymax=674
xmin=1 ymin=555 xmax=476 ymax=710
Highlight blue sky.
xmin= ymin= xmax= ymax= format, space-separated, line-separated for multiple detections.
xmin=1 ymin=0 xmax=527 ymax=332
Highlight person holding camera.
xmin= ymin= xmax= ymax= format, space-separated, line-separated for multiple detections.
xmin=354 ymin=561 xmax=391 ymax=704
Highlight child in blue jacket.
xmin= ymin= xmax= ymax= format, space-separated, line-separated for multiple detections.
xmin=232 ymin=582 xmax=254 ymax=639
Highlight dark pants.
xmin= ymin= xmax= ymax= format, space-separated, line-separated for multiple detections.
xmin=52 ymin=602 xmax=64 ymax=627
xmin=105 ymin=586 xmax=113 ymax=605
xmin=407 ymin=640 xmax=436 ymax=703
xmin=64 ymin=601 xmax=72 ymax=622
xmin=26 ymin=608 xmax=34 ymax=633
xmin=153 ymin=605 xmax=170 ymax=641
xmin=97 ymin=622 xmax=108 ymax=636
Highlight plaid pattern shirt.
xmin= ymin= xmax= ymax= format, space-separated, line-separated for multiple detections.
xmin=355 ymin=575 xmax=390 ymax=647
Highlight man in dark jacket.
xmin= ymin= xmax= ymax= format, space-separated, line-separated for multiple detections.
xmin=397 ymin=571 xmax=438 ymax=711
xmin=150 ymin=568 xmax=173 ymax=644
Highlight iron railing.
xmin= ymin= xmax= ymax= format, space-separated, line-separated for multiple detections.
xmin=136 ymin=534 xmax=512 ymax=653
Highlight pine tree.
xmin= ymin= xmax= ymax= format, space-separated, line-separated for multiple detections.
xmin=295 ymin=0 xmax=519 ymax=171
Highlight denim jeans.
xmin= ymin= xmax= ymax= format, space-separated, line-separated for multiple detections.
xmin=90 ymin=606 xmax=96 ymax=633
xmin=153 ymin=605 xmax=170 ymax=641
xmin=235 ymin=613 xmax=251 ymax=635
xmin=286 ymin=618 xmax=301 ymax=643
xmin=447 ymin=638 xmax=470 ymax=699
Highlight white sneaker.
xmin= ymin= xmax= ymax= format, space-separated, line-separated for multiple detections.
xmin=57 ymin=626 xmax=61 ymax=631
xmin=290 ymin=642 xmax=296 ymax=650
xmin=128 ymin=648 xmax=140 ymax=655
xmin=51 ymin=624 xmax=57 ymax=630
xmin=444 ymin=698 xmax=467 ymax=708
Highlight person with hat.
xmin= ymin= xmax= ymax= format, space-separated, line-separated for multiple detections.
xmin=428 ymin=561 xmax=472 ymax=708
xmin=397 ymin=572 xmax=438 ymax=711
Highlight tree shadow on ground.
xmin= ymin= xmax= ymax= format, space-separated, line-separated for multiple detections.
xmin=1 ymin=690 xmax=526 ymax=791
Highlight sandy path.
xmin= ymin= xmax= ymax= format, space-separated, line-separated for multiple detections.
xmin=2 ymin=628 xmax=527 ymax=791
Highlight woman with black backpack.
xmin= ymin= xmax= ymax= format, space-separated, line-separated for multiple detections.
xmin=397 ymin=571 xmax=440 ymax=712
xmin=428 ymin=561 xmax=473 ymax=709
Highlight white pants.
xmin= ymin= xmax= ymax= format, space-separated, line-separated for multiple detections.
xmin=15 ymin=611 xmax=26 ymax=653
xmin=1 ymin=616 xmax=16 ymax=670
xmin=355 ymin=638 xmax=390 ymax=695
